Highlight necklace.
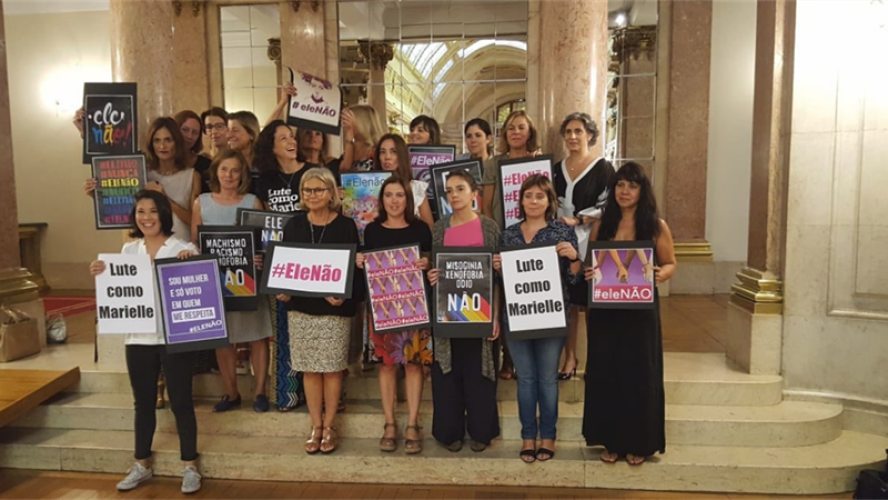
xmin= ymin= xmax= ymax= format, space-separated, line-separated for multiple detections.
xmin=309 ymin=212 xmax=331 ymax=244
xmin=278 ymin=169 xmax=298 ymax=190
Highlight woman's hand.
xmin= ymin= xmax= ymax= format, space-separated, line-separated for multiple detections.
xmin=584 ymin=266 xmax=603 ymax=283
xmin=341 ymin=108 xmax=355 ymax=141
xmin=83 ymin=178 xmax=97 ymax=198
xmin=73 ymin=108 xmax=85 ymax=137
xmin=414 ymin=257 xmax=429 ymax=271
xmin=487 ymin=317 xmax=500 ymax=341
xmin=654 ymin=266 xmax=666 ymax=284
xmin=278 ymin=82 xmax=297 ymax=106
xmin=254 ymin=253 xmax=264 ymax=270
xmin=146 ymin=181 xmax=166 ymax=196
xmin=89 ymin=260 xmax=106 ymax=277
xmin=427 ymin=268 xmax=440 ymax=287
xmin=355 ymin=252 xmax=364 ymax=269
xmin=492 ymin=254 xmax=502 ymax=272
xmin=559 ymin=216 xmax=580 ymax=227
xmin=325 ymin=296 xmax=345 ymax=307
xmin=555 ymin=242 xmax=579 ymax=262
xmin=276 ymin=294 xmax=291 ymax=303
xmin=177 ymin=250 xmax=197 ymax=260
xmin=530 ymin=149 xmax=543 ymax=158
xmin=616 ymin=265 xmax=628 ymax=284
xmin=643 ymin=262 xmax=654 ymax=283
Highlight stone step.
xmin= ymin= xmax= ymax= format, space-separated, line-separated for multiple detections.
xmin=71 ymin=352 xmax=784 ymax=407
xmin=0 ymin=427 xmax=883 ymax=494
xmin=15 ymin=393 xmax=842 ymax=447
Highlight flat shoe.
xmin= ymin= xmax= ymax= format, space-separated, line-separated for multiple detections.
xmin=212 ymin=395 xmax=241 ymax=413
xmin=446 ymin=440 xmax=463 ymax=452
xmin=470 ymin=441 xmax=487 ymax=452
xmin=536 ymin=447 xmax=555 ymax=461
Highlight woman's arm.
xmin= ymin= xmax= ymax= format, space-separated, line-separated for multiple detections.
xmin=482 ymin=185 xmax=495 ymax=219
xmin=339 ymin=109 xmax=355 ymax=172
xmin=190 ymin=197 xmax=202 ymax=246
xmin=654 ymin=219 xmax=677 ymax=284
xmin=167 ymin=171 xmax=200 ymax=226
xmin=417 ymin=198 xmax=435 ymax=230
xmin=265 ymin=82 xmax=296 ymax=126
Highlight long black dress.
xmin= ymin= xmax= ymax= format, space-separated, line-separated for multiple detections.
xmin=582 ymin=273 xmax=665 ymax=456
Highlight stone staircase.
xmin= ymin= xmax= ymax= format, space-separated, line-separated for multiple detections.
xmin=0 ymin=352 xmax=886 ymax=494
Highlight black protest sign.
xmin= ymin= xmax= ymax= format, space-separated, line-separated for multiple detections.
xmin=91 ymin=154 xmax=146 ymax=230
xmin=430 ymin=159 xmax=483 ymax=220
xmin=432 ymin=246 xmax=494 ymax=339
xmin=237 ymin=208 xmax=298 ymax=252
xmin=82 ymin=82 xmax=138 ymax=164
xmin=198 ymin=226 xmax=260 ymax=311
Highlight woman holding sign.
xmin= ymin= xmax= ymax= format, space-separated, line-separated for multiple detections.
xmin=356 ymin=177 xmax=432 ymax=454
xmin=337 ymin=104 xmax=384 ymax=172
xmin=427 ymin=170 xmax=501 ymax=452
xmin=280 ymin=168 xmax=363 ymax=454
xmin=89 ymin=190 xmax=202 ymax=494
xmin=492 ymin=174 xmax=582 ymax=463
xmin=190 ymin=150 xmax=273 ymax=413
xmin=374 ymin=134 xmax=435 ymax=229
xmin=582 ymin=162 xmax=676 ymax=466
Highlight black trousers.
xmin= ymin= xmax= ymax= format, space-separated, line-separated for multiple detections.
xmin=431 ymin=338 xmax=500 ymax=445
xmin=125 ymin=345 xmax=198 ymax=462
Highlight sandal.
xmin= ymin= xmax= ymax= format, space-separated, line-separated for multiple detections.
xmin=536 ymin=448 xmax=555 ymax=462
xmin=498 ymin=367 xmax=516 ymax=380
xmin=320 ymin=426 xmax=338 ymax=454
xmin=304 ymin=427 xmax=322 ymax=455
xmin=627 ymin=454 xmax=646 ymax=466
xmin=520 ymin=448 xmax=536 ymax=464
xmin=379 ymin=423 xmax=397 ymax=452
xmin=156 ymin=376 xmax=166 ymax=409
xmin=404 ymin=425 xmax=423 ymax=455
xmin=600 ymin=449 xmax=618 ymax=463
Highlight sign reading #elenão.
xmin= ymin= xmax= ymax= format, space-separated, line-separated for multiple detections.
xmin=259 ymin=242 xmax=356 ymax=299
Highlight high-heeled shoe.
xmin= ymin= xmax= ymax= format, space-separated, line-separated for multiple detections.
xmin=557 ymin=366 xmax=577 ymax=381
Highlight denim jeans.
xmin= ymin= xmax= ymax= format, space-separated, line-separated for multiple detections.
xmin=506 ymin=335 xmax=566 ymax=440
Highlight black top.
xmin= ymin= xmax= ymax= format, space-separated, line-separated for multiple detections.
xmin=363 ymin=220 xmax=432 ymax=253
xmin=282 ymin=213 xmax=363 ymax=317
xmin=553 ymin=157 xmax=615 ymax=219
xmin=255 ymin=164 xmax=321 ymax=214
xmin=194 ymin=155 xmax=212 ymax=193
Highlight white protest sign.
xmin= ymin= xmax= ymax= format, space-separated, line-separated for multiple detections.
xmin=499 ymin=156 xmax=553 ymax=229
xmin=500 ymin=244 xmax=567 ymax=339
xmin=260 ymin=243 xmax=356 ymax=298
xmin=95 ymin=253 xmax=158 ymax=334
xmin=286 ymin=68 xmax=342 ymax=135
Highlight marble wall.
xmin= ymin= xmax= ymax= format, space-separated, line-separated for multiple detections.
xmin=783 ymin=0 xmax=888 ymax=402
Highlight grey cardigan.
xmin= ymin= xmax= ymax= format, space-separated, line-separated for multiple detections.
xmin=432 ymin=214 xmax=501 ymax=381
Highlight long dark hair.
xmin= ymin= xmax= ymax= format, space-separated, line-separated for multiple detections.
xmin=375 ymin=176 xmax=416 ymax=224
xmin=597 ymin=162 xmax=660 ymax=241
xmin=373 ymin=134 xmax=412 ymax=181
xmin=144 ymin=117 xmax=188 ymax=172
xmin=128 ymin=190 xmax=175 ymax=239
xmin=253 ymin=120 xmax=292 ymax=175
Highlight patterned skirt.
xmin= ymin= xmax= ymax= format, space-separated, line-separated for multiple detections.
xmin=368 ymin=319 xmax=433 ymax=366
xmin=287 ymin=310 xmax=352 ymax=373
xmin=269 ymin=298 xmax=303 ymax=409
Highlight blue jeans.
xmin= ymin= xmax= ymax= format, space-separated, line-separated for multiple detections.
xmin=507 ymin=335 xmax=566 ymax=440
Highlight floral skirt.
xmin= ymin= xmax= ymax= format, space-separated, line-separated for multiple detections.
xmin=370 ymin=326 xmax=433 ymax=366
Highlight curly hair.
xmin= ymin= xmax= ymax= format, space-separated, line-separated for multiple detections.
xmin=253 ymin=120 xmax=293 ymax=175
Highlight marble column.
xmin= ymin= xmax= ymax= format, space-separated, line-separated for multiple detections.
xmin=537 ymin=0 xmax=608 ymax=157
xmin=359 ymin=42 xmax=393 ymax=125
xmin=172 ymin=2 xmax=210 ymax=113
xmin=724 ymin=0 xmax=795 ymax=375
xmin=661 ymin=0 xmax=713 ymax=261
xmin=614 ymin=26 xmax=658 ymax=177
xmin=281 ymin=0 xmax=327 ymax=77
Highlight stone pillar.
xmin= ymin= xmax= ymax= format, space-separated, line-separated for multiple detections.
xmin=538 ymin=0 xmax=608 ymax=157
xmin=613 ymin=26 xmax=658 ymax=177
xmin=171 ymin=1 xmax=210 ymax=113
xmin=359 ymin=42 xmax=393 ymax=124
xmin=281 ymin=0 xmax=327 ymax=76
xmin=661 ymin=0 xmax=714 ymax=262
xmin=724 ymin=0 xmax=795 ymax=375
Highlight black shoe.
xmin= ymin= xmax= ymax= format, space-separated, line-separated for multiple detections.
xmin=253 ymin=394 xmax=270 ymax=413
xmin=470 ymin=441 xmax=487 ymax=452
xmin=446 ymin=440 xmax=463 ymax=452
xmin=213 ymin=395 xmax=241 ymax=413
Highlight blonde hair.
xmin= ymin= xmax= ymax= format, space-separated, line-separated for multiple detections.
xmin=497 ymin=110 xmax=539 ymax=154
xmin=208 ymin=149 xmax=251 ymax=195
xmin=349 ymin=105 xmax=385 ymax=149
xmin=298 ymin=168 xmax=341 ymax=211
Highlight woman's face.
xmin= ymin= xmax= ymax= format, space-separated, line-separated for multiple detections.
xmin=506 ymin=116 xmax=530 ymax=151
xmin=521 ymin=186 xmax=549 ymax=220
xmin=615 ymin=179 xmax=641 ymax=209
xmin=180 ymin=118 xmax=201 ymax=152
xmin=379 ymin=139 xmax=399 ymax=171
xmin=465 ymin=124 xmax=490 ymax=157
xmin=409 ymin=123 xmax=431 ymax=145
xmin=382 ymin=182 xmax=407 ymax=219
xmin=152 ymin=127 xmax=175 ymax=161
xmin=562 ymin=120 xmax=589 ymax=153
xmin=445 ymin=176 xmax=474 ymax=212
xmin=135 ymin=198 xmax=162 ymax=238
xmin=300 ymin=130 xmax=324 ymax=153
xmin=217 ymin=157 xmax=243 ymax=192
xmin=273 ymin=126 xmax=297 ymax=162
xmin=228 ymin=119 xmax=252 ymax=151
xmin=302 ymin=177 xmax=332 ymax=212
xmin=204 ymin=116 xmax=229 ymax=149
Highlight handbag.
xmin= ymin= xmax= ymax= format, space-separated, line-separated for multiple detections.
xmin=854 ymin=449 xmax=888 ymax=499
xmin=0 ymin=305 xmax=41 ymax=362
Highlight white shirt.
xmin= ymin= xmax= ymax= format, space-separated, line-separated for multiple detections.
xmin=411 ymin=179 xmax=429 ymax=218
xmin=119 ymin=237 xmax=198 ymax=345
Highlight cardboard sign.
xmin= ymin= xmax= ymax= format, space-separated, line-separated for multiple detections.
xmin=588 ymin=241 xmax=656 ymax=309
xmin=364 ymin=244 xmax=430 ymax=333
xmin=433 ymin=247 xmax=493 ymax=339
xmin=260 ymin=242 xmax=356 ymax=299
xmin=82 ymin=82 xmax=138 ymax=164
xmin=499 ymin=155 xmax=554 ymax=228
xmin=155 ymin=256 xmax=229 ymax=353
xmin=430 ymin=159 xmax=483 ymax=219
xmin=500 ymin=244 xmax=567 ymax=340
xmin=91 ymin=155 xmax=146 ymax=230
xmin=286 ymin=67 xmax=342 ymax=136
xmin=341 ymin=170 xmax=391 ymax=245
xmin=236 ymin=208 xmax=297 ymax=252
xmin=409 ymin=145 xmax=456 ymax=217
xmin=198 ymin=226 xmax=259 ymax=311
xmin=95 ymin=253 xmax=157 ymax=335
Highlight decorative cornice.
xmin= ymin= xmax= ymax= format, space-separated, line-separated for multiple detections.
xmin=172 ymin=0 xmax=203 ymax=17
xmin=290 ymin=1 xmax=321 ymax=13
xmin=267 ymin=38 xmax=282 ymax=64
xmin=358 ymin=41 xmax=395 ymax=71
xmin=612 ymin=25 xmax=658 ymax=64
xmin=673 ymin=241 xmax=713 ymax=263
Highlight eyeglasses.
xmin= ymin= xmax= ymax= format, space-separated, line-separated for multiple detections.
xmin=302 ymin=187 xmax=330 ymax=197
xmin=206 ymin=123 xmax=228 ymax=132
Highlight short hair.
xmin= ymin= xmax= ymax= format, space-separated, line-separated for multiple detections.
xmin=227 ymin=111 xmax=260 ymax=146
xmin=375 ymin=176 xmax=416 ymax=224
xmin=559 ymin=112 xmax=600 ymax=147
xmin=349 ymin=105 xmax=385 ymax=149
xmin=128 ymin=190 xmax=175 ymax=239
xmin=409 ymin=115 xmax=441 ymax=145
xmin=144 ymin=117 xmax=188 ymax=172
xmin=444 ymin=169 xmax=478 ymax=193
xmin=497 ymin=110 xmax=539 ymax=154
xmin=298 ymin=167 xmax=341 ymax=211
xmin=207 ymin=149 xmax=251 ymax=195
xmin=200 ymin=107 xmax=228 ymax=125
xmin=297 ymin=128 xmax=330 ymax=164
xmin=517 ymin=174 xmax=559 ymax=221
xmin=174 ymin=110 xmax=204 ymax=154
xmin=253 ymin=120 xmax=291 ymax=175
xmin=373 ymin=134 xmax=412 ymax=181
xmin=464 ymin=118 xmax=492 ymax=138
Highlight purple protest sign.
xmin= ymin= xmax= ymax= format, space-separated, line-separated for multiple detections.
xmin=155 ymin=256 xmax=230 ymax=353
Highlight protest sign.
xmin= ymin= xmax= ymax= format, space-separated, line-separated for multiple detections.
xmin=433 ymin=247 xmax=493 ymax=338
xmin=500 ymin=244 xmax=567 ymax=339
xmin=91 ymin=154 xmax=146 ymax=230
xmin=430 ymin=159 xmax=483 ymax=219
xmin=588 ymin=241 xmax=656 ymax=309
xmin=95 ymin=253 xmax=157 ymax=334
xmin=237 ymin=209 xmax=297 ymax=252
xmin=82 ymin=82 xmax=138 ymax=164
xmin=198 ymin=226 xmax=259 ymax=311
xmin=286 ymin=67 xmax=341 ymax=135
xmin=260 ymin=242 xmax=356 ymax=299
xmin=341 ymin=170 xmax=391 ymax=244
xmin=499 ymin=155 xmax=553 ymax=228
xmin=364 ymin=244 xmax=430 ymax=333
xmin=409 ymin=145 xmax=456 ymax=216
xmin=155 ymin=256 xmax=229 ymax=353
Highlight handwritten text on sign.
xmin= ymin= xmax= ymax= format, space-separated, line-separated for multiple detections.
xmin=95 ymin=253 xmax=157 ymax=335
xmin=92 ymin=155 xmax=146 ymax=229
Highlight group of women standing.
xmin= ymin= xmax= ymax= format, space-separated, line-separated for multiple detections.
xmin=84 ymin=98 xmax=675 ymax=494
